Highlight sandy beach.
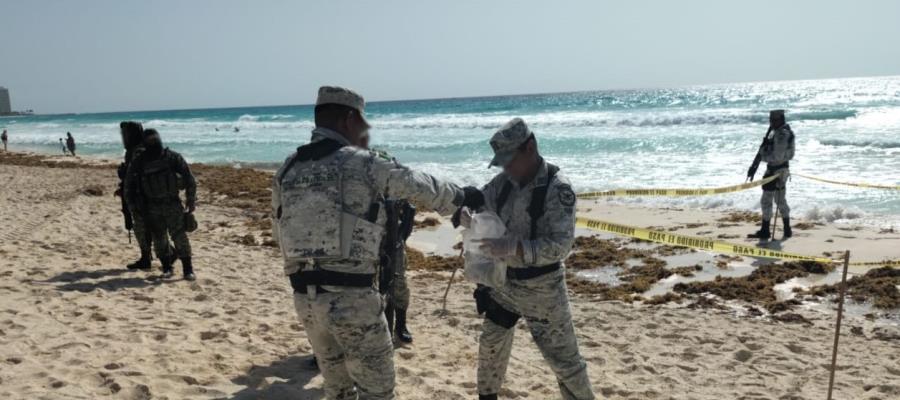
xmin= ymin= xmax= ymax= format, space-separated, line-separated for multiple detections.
xmin=1 ymin=151 xmax=898 ymax=400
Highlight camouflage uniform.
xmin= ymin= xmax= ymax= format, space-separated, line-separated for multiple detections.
xmin=118 ymin=145 xmax=153 ymax=259
xmin=759 ymin=124 xmax=794 ymax=221
xmin=273 ymin=87 xmax=466 ymax=400
xmin=125 ymin=148 xmax=196 ymax=262
xmin=390 ymin=247 xmax=410 ymax=311
xmin=476 ymin=119 xmax=594 ymax=399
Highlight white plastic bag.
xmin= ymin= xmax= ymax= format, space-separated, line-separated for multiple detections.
xmin=462 ymin=211 xmax=507 ymax=288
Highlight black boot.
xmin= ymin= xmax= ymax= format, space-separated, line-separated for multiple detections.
xmin=782 ymin=217 xmax=792 ymax=239
xmin=181 ymin=257 xmax=196 ymax=281
xmin=161 ymin=255 xmax=175 ymax=279
xmin=747 ymin=220 xmax=771 ymax=240
xmin=479 ymin=395 xmax=498 ymax=400
xmin=126 ymin=251 xmax=151 ymax=270
xmin=395 ymin=308 xmax=413 ymax=344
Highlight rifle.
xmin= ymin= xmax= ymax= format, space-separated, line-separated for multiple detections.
xmin=116 ymin=162 xmax=133 ymax=242
xmin=747 ymin=128 xmax=772 ymax=182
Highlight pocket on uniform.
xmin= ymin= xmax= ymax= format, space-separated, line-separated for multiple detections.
xmin=346 ymin=215 xmax=385 ymax=262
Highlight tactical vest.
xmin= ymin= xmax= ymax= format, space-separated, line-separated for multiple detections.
xmin=495 ymin=163 xmax=560 ymax=241
xmin=275 ymin=139 xmax=384 ymax=267
xmin=139 ymin=149 xmax=184 ymax=200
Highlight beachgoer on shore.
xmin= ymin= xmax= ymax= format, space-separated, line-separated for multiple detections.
xmin=1 ymin=129 xmax=8 ymax=151
xmin=125 ymin=128 xmax=198 ymax=280
xmin=66 ymin=132 xmax=76 ymax=156
xmin=747 ymin=110 xmax=795 ymax=240
xmin=465 ymin=118 xmax=595 ymax=400
xmin=59 ymin=138 xmax=68 ymax=155
xmin=271 ymin=85 xmax=484 ymax=399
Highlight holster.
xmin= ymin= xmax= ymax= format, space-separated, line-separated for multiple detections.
xmin=473 ymin=285 xmax=520 ymax=329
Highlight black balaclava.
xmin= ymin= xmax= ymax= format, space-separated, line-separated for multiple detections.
xmin=143 ymin=128 xmax=163 ymax=158
xmin=120 ymin=121 xmax=144 ymax=151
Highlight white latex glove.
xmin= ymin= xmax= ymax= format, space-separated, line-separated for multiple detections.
xmin=459 ymin=207 xmax=473 ymax=229
xmin=476 ymin=237 xmax=519 ymax=260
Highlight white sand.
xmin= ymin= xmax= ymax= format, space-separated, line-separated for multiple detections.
xmin=1 ymin=157 xmax=899 ymax=399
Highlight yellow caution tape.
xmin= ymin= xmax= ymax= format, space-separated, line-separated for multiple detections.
xmin=575 ymin=217 xmax=898 ymax=271
xmin=577 ymin=174 xmax=780 ymax=199
xmin=793 ymin=173 xmax=900 ymax=190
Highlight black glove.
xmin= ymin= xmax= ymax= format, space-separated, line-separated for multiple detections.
xmin=747 ymin=166 xmax=757 ymax=182
xmin=123 ymin=210 xmax=133 ymax=231
xmin=451 ymin=207 xmax=463 ymax=228
xmin=461 ymin=186 xmax=484 ymax=210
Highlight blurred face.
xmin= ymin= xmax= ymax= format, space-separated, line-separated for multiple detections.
xmin=340 ymin=109 xmax=370 ymax=147
xmin=144 ymin=133 xmax=161 ymax=147
xmin=502 ymin=138 xmax=538 ymax=181
xmin=770 ymin=114 xmax=785 ymax=128
xmin=354 ymin=132 xmax=370 ymax=149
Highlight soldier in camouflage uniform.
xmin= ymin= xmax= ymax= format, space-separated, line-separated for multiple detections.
xmin=116 ymin=121 xmax=154 ymax=270
xmin=467 ymin=118 xmax=594 ymax=400
xmin=272 ymin=86 xmax=484 ymax=400
xmin=125 ymin=128 xmax=198 ymax=280
xmin=747 ymin=110 xmax=795 ymax=240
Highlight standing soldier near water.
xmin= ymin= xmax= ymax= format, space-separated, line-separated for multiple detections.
xmin=466 ymin=118 xmax=594 ymax=400
xmin=115 ymin=121 xmax=154 ymax=270
xmin=747 ymin=110 xmax=795 ymax=240
xmin=272 ymin=86 xmax=484 ymax=399
xmin=125 ymin=128 xmax=198 ymax=280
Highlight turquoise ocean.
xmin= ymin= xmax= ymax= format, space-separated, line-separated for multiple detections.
xmin=2 ymin=76 xmax=899 ymax=226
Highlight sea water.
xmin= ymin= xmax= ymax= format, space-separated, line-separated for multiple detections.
xmin=2 ymin=76 xmax=899 ymax=226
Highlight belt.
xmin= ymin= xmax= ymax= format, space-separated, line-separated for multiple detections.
xmin=506 ymin=262 xmax=560 ymax=280
xmin=289 ymin=269 xmax=375 ymax=293
xmin=767 ymin=161 xmax=789 ymax=171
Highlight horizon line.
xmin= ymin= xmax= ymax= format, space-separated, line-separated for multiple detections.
xmin=13 ymin=73 xmax=900 ymax=117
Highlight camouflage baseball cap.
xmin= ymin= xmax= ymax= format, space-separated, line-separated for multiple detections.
xmin=489 ymin=118 xmax=534 ymax=167
xmin=317 ymin=86 xmax=367 ymax=123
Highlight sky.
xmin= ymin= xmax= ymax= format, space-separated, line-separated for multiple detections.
xmin=2 ymin=0 xmax=900 ymax=114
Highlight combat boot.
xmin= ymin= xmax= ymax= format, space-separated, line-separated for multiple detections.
xmin=479 ymin=395 xmax=498 ymax=400
xmin=747 ymin=220 xmax=771 ymax=240
xmin=126 ymin=251 xmax=151 ymax=271
xmin=395 ymin=308 xmax=413 ymax=344
xmin=181 ymin=257 xmax=196 ymax=281
xmin=782 ymin=217 xmax=792 ymax=239
xmin=161 ymin=254 xmax=175 ymax=279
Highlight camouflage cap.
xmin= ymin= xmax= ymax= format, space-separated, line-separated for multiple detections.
xmin=770 ymin=109 xmax=785 ymax=118
xmin=489 ymin=118 xmax=534 ymax=167
xmin=316 ymin=86 xmax=367 ymax=122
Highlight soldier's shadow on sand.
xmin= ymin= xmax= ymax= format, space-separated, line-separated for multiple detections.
xmin=228 ymin=354 xmax=324 ymax=400
xmin=42 ymin=268 xmax=162 ymax=292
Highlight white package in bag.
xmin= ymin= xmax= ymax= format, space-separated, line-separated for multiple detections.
xmin=462 ymin=211 xmax=508 ymax=288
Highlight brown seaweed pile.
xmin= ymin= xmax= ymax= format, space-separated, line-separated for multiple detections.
xmin=716 ymin=210 xmax=758 ymax=224
xmin=406 ymin=246 xmax=463 ymax=272
xmin=414 ymin=217 xmax=441 ymax=229
xmin=800 ymin=267 xmax=900 ymax=309
xmin=0 ymin=151 xmax=114 ymax=169
xmin=191 ymin=164 xmax=274 ymax=215
xmin=672 ymin=261 xmax=834 ymax=312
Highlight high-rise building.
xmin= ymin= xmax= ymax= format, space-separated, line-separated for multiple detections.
xmin=0 ymin=87 xmax=11 ymax=114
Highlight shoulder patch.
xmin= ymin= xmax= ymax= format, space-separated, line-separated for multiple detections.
xmin=369 ymin=148 xmax=395 ymax=161
xmin=557 ymin=184 xmax=576 ymax=207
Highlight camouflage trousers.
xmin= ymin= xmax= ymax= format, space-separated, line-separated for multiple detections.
xmin=130 ymin=210 xmax=152 ymax=255
xmin=294 ymin=288 xmax=395 ymax=400
xmin=145 ymin=199 xmax=192 ymax=260
xmin=388 ymin=251 xmax=410 ymax=311
xmin=761 ymin=169 xmax=790 ymax=220
xmin=478 ymin=269 xmax=595 ymax=399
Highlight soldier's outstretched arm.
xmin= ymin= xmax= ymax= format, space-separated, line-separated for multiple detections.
xmin=523 ymin=179 xmax=577 ymax=266
xmin=369 ymin=154 xmax=477 ymax=215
